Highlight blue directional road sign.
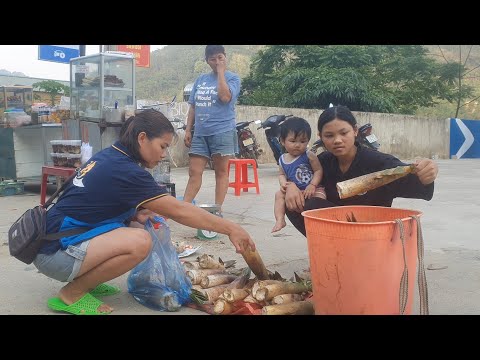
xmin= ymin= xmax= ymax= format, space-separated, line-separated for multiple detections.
xmin=38 ymin=45 xmax=80 ymax=64
xmin=450 ymin=118 xmax=480 ymax=159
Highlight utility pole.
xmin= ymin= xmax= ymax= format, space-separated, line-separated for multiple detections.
xmin=80 ymin=45 xmax=86 ymax=56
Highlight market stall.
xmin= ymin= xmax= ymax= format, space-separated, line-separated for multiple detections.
xmin=0 ymin=86 xmax=65 ymax=180
xmin=63 ymin=52 xmax=135 ymax=155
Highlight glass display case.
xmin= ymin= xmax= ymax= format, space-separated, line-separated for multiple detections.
xmin=69 ymin=52 xmax=135 ymax=122
xmin=0 ymin=86 xmax=33 ymax=120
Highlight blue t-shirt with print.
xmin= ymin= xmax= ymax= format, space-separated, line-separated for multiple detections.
xmin=188 ymin=71 xmax=241 ymax=136
xmin=279 ymin=152 xmax=314 ymax=191
xmin=40 ymin=141 xmax=168 ymax=254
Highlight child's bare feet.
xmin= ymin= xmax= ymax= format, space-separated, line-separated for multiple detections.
xmin=271 ymin=219 xmax=287 ymax=233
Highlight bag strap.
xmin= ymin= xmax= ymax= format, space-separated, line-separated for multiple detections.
xmin=43 ymin=168 xmax=79 ymax=209
xmin=43 ymin=227 xmax=90 ymax=241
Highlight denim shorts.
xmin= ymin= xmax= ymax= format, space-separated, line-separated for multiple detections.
xmin=189 ymin=129 xmax=239 ymax=159
xmin=33 ymin=240 xmax=90 ymax=283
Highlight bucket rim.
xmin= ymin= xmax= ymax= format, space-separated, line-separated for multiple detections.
xmin=302 ymin=205 xmax=423 ymax=225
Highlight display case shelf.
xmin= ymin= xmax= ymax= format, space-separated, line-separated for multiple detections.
xmin=70 ymin=52 xmax=135 ymax=122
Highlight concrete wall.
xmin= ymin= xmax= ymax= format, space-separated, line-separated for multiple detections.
xmin=168 ymin=103 xmax=450 ymax=167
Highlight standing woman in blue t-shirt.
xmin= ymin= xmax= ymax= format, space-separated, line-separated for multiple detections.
xmin=33 ymin=109 xmax=255 ymax=315
xmin=183 ymin=45 xmax=241 ymax=212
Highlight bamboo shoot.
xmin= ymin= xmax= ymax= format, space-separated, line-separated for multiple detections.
xmin=252 ymin=280 xmax=284 ymax=298
xmin=213 ymin=298 xmax=235 ymax=315
xmin=336 ymin=165 xmax=416 ymax=199
xmin=241 ymin=248 xmax=270 ymax=280
xmin=255 ymin=282 xmax=311 ymax=302
xmin=262 ymin=301 xmax=314 ymax=315
xmin=223 ymin=288 xmax=249 ymax=303
xmin=271 ymin=293 xmax=303 ymax=305
xmin=199 ymin=254 xmax=225 ymax=269
xmin=187 ymin=269 xmax=226 ymax=285
xmin=202 ymin=284 xmax=230 ymax=304
xmin=200 ymin=274 xmax=237 ymax=289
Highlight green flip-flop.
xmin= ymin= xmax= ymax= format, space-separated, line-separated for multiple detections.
xmin=47 ymin=293 xmax=111 ymax=315
xmin=90 ymin=283 xmax=121 ymax=297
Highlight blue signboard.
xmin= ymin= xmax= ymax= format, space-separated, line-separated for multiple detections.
xmin=450 ymin=118 xmax=480 ymax=159
xmin=38 ymin=45 xmax=80 ymax=64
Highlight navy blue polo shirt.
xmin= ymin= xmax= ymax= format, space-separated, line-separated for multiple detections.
xmin=42 ymin=141 xmax=167 ymax=253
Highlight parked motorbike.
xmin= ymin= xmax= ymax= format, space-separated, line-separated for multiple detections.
xmin=257 ymin=114 xmax=293 ymax=164
xmin=235 ymin=120 xmax=262 ymax=166
xmin=310 ymin=123 xmax=381 ymax=154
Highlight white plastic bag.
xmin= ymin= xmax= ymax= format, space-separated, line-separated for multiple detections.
xmin=81 ymin=142 xmax=93 ymax=164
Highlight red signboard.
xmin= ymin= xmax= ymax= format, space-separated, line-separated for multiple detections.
xmin=117 ymin=45 xmax=150 ymax=68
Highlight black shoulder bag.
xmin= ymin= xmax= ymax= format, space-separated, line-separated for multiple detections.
xmin=8 ymin=171 xmax=88 ymax=264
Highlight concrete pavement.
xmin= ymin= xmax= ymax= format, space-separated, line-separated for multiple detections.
xmin=0 ymin=159 xmax=479 ymax=314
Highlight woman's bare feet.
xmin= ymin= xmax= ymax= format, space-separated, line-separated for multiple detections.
xmin=271 ymin=219 xmax=287 ymax=233
xmin=59 ymin=286 xmax=113 ymax=313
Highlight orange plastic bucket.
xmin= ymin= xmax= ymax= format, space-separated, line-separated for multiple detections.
xmin=302 ymin=206 xmax=422 ymax=315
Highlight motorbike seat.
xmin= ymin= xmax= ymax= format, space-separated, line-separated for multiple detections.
xmin=236 ymin=122 xmax=250 ymax=130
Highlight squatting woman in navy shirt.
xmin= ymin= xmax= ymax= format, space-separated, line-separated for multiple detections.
xmin=34 ymin=109 xmax=256 ymax=315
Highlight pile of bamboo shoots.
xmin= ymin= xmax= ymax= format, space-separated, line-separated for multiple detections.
xmin=185 ymin=254 xmax=314 ymax=315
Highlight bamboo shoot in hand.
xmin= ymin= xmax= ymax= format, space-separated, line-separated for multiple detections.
xmin=336 ymin=165 xmax=416 ymax=199
xmin=241 ymin=248 xmax=270 ymax=280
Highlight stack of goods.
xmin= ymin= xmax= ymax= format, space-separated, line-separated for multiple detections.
xmin=104 ymin=75 xmax=125 ymax=87
xmin=50 ymin=140 xmax=82 ymax=168
xmin=186 ymin=254 xmax=314 ymax=315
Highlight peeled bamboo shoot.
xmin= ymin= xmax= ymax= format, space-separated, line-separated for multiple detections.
xmin=202 ymin=284 xmax=230 ymax=304
xmin=255 ymin=282 xmax=311 ymax=302
xmin=213 ymin=298 xmax=234 ymax=315
xmin=336 ymin=165 xmax=416 ymax=199
xmin=271 ymin=293 xmax=303 ymax=305
xmin=199 ymin=254 xmax=225 ymax=269
xmin=262 ymin=301 xmax=314 ymax=315
xmin=252 ymin=280 xmax=281 ymax=298
xmin=200 ymin=274 xmax=237 ymax=289
xmin=187 ymin=269 xmax=226 ymax=285
xmin=223 ymin=288 xmax=249 ymax=303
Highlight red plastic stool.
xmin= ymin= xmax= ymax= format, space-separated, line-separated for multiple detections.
xmin=40 ymin=166 xmax=76 ymax=205
xmin=228 ymin=159 xmax=260 ymax=196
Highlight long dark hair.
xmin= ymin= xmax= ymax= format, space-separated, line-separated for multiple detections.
xmin=318 ymin=105 xmax=357 ymax=133
xmin=120 ymin=109 xmax=174 ymax=163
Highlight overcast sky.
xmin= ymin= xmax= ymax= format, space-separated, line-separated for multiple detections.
xmin=0 ymin=45 xmax=166 ymax=81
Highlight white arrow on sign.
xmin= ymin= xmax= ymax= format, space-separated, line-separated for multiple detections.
xmin=455 ymin=118 xmax=474 ymax=159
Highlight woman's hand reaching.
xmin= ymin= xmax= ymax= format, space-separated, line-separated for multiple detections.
xmin=132 ymin=209 xmax=159 ymax=225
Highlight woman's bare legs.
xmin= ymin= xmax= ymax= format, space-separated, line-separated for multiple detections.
xmin=184 ymin=155 xmax=208 ymax=203
xmin=212 ymin=154 xmax=232 ymax=209
xmin=58 ymin=227 xmax=152 ymax=313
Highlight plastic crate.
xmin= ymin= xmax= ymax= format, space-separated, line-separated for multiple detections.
xmin=0 ymin=181 xmax=25 ymax=196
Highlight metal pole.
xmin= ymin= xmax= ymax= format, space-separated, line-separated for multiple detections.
xmin=80 ymin=45 xmax=86 ymax=56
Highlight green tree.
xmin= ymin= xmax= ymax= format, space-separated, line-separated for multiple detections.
xmin=239 ymin=45 xmax=472 ymax=114
xmin=32 ymin=80 xmax=70 ymax=106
